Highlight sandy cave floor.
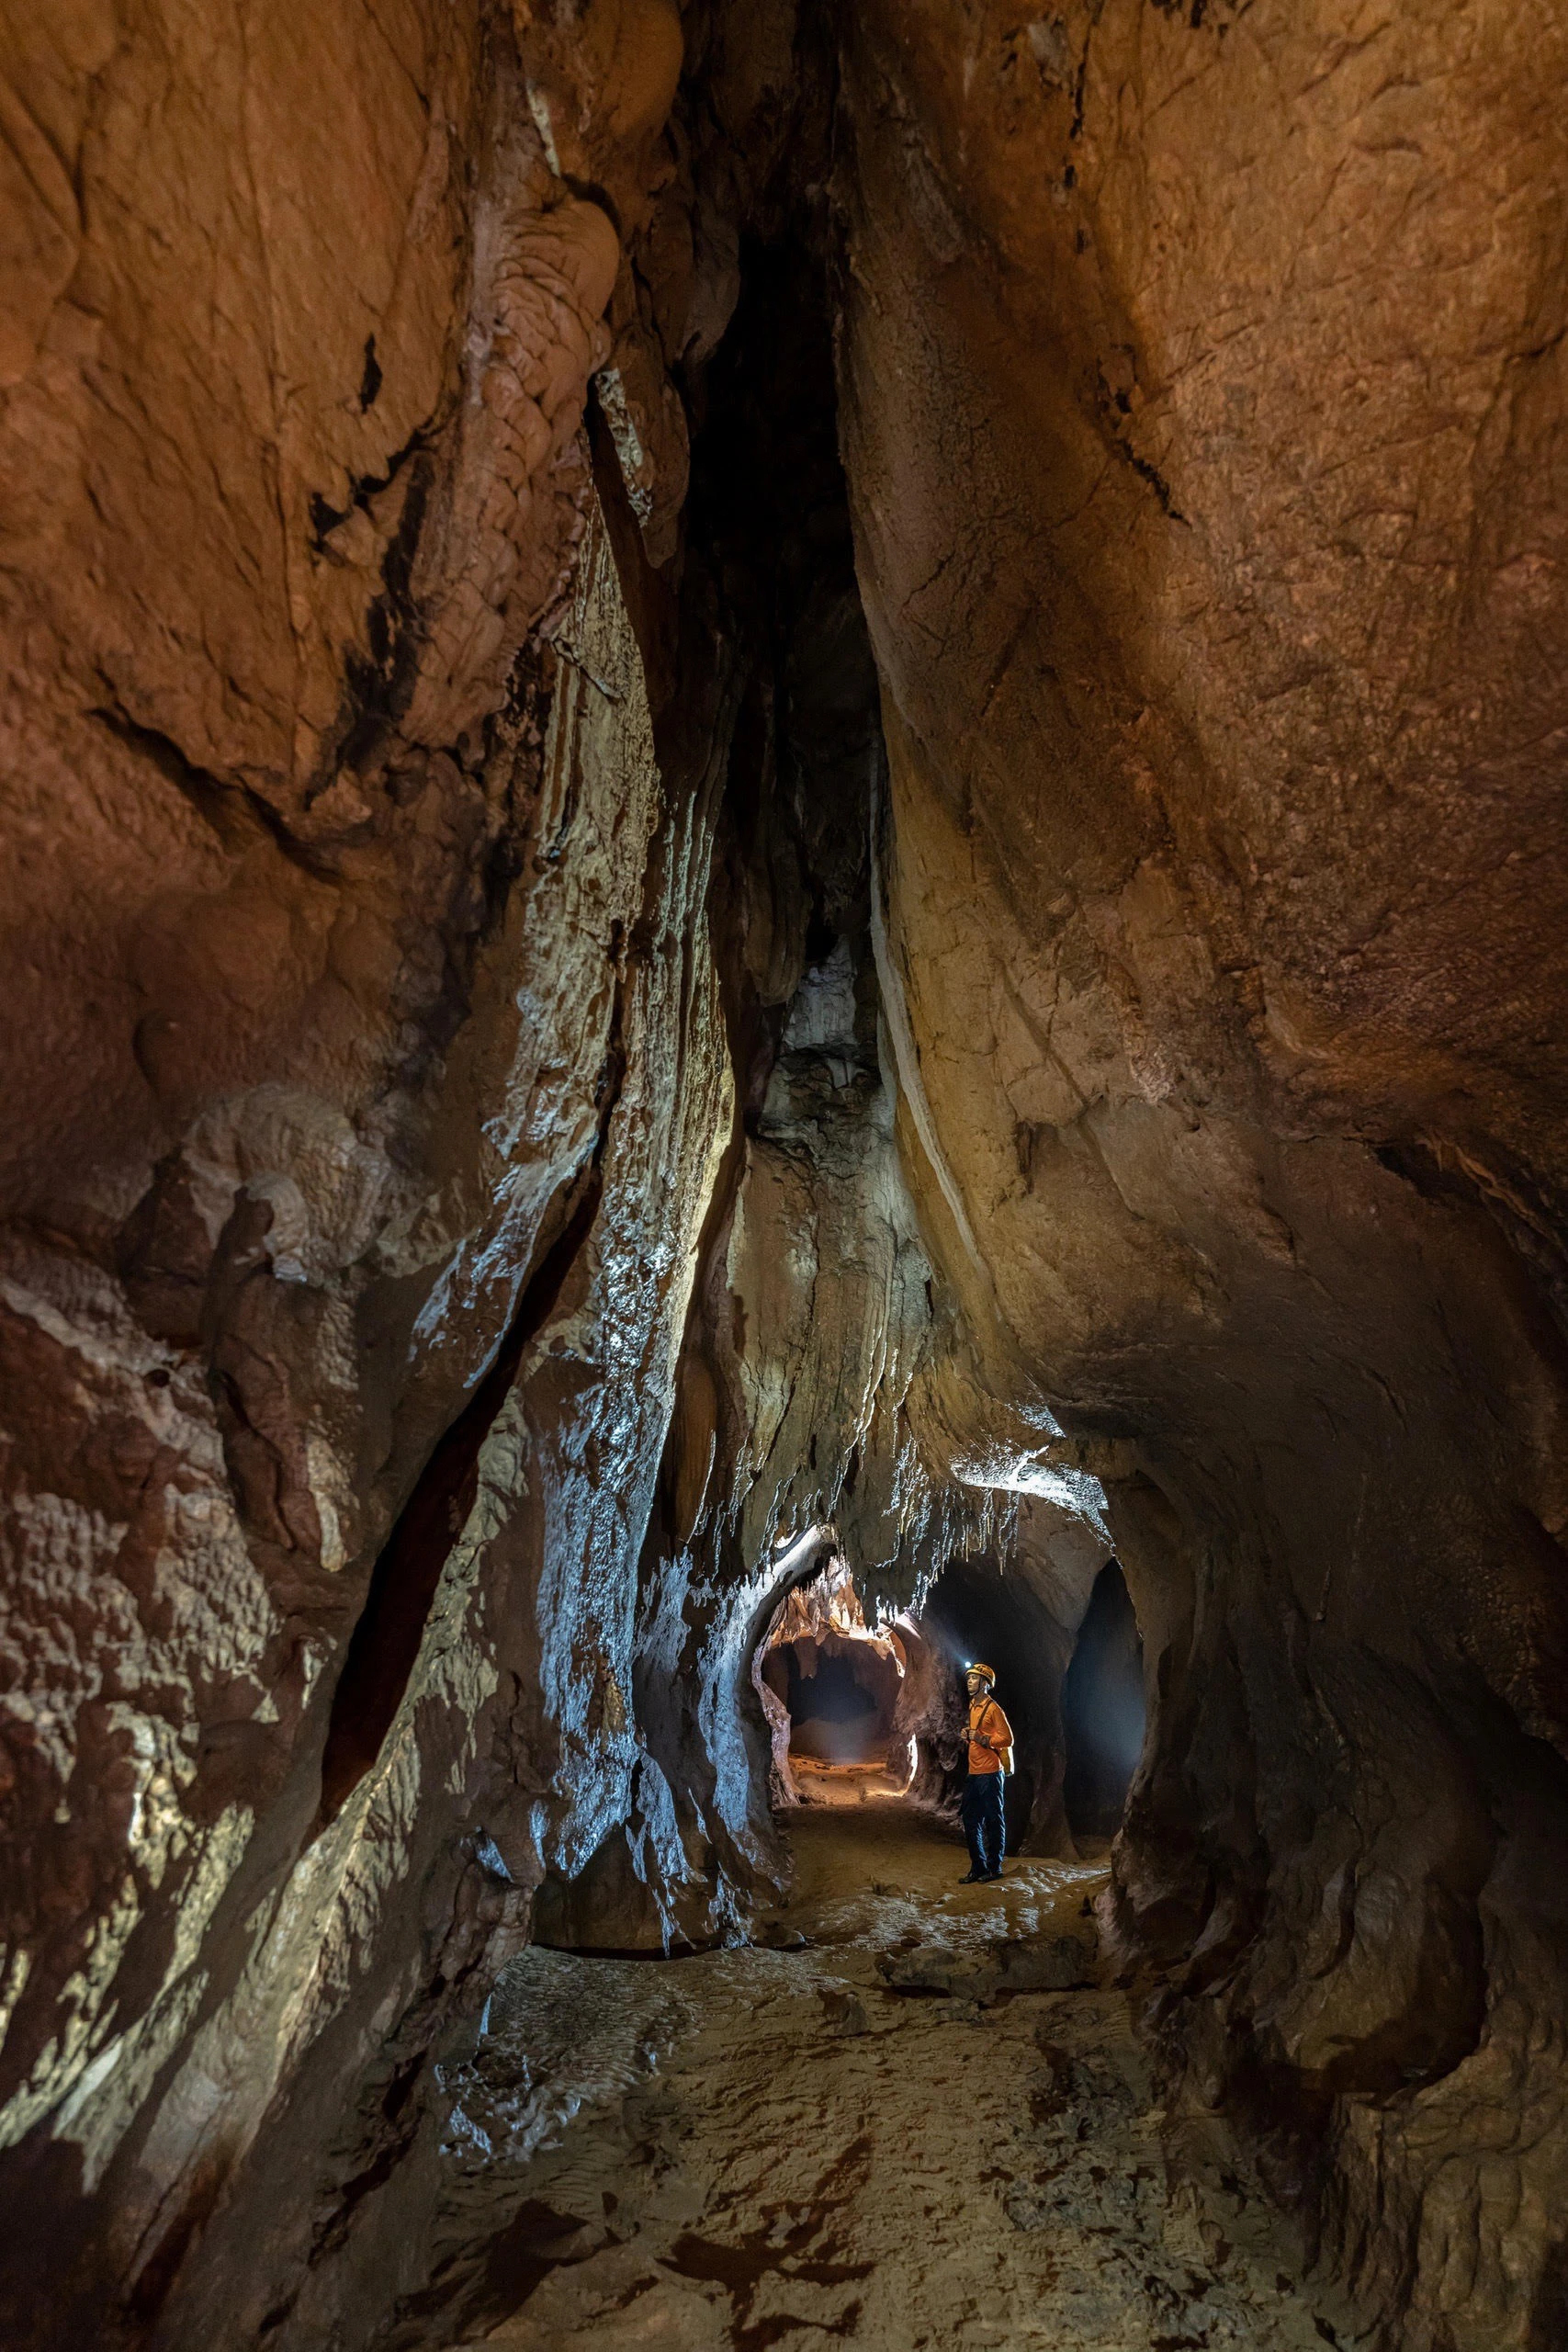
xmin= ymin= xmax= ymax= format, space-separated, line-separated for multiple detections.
xmin=427 ymin=1794 xmax=1364 ymax=2351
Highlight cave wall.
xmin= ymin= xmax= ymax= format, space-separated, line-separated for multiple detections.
xmin=834 ymin=3 xmax=1568 ymax=2342
xmin=0 ymin=2 xmax=738 ymax=2339
xmin=3 ymin=1 xmax=1567 ymax=2347
xmin=0 ymin=5 xmax=1003 ymax=2339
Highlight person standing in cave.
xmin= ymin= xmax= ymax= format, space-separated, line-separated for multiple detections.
xmin=958 ymin=1662 xmax=1013 ymax=1883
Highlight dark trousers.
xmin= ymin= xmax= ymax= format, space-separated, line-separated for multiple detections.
xmin=960 ymin=1772 xmax=1006 ymax=1876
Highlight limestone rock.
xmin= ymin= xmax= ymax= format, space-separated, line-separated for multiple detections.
xmin=3 ymin=4 xmax=1568 ymax=2348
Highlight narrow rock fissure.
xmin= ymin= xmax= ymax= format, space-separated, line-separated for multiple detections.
xmin=314 ymin=1159 xmax=605 ymax=1826
xmin=315 ymin=955 xmax=629 ymax=1830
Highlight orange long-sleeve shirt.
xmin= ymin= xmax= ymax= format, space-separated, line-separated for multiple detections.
xmin=966 ymin=1695 xmax=1013 ymax=1774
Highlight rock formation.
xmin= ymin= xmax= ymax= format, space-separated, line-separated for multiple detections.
xmin=1 ymin=1 xmax=1565 ymax=2346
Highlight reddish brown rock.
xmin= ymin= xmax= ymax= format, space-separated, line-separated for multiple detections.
xmin=3 ymin=3 xmax=1568 ymax=2348
xmin=835 ymin=4 xmax=1568 ymax=2341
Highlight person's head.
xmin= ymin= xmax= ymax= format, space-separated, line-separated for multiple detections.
xmin=965 ymin=1662 xmax=996 ymax=1701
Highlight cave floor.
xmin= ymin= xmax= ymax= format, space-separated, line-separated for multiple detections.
xmin=429 ymin=1801 xmax=1357 ymax=2351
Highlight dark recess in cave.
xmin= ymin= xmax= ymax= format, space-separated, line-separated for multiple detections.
xmin=761 ymin=1636 xmax=901 ymax=1765
xmin=689 ymin=229 xmax=881 ymax=1130
xmin=1062 ymin=1560 xmax=1145 ymax=1840
xmin=916 ymin=1557 xmax=1073 ymax=1855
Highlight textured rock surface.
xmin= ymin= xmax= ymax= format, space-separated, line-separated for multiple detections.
xmin=2 ymin=1 xmax=1567 ymax=2347
xmin=383 ymin=1804 xmax=1352 ymax=2350
xmin=0 ymin=0 xmax=731 ymax=2327
xmin=836 ymin=5 xmax=1568 ymax=2345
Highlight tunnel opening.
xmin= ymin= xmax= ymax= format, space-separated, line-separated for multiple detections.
xmin=750 ymin=1540 xmax=1129 ymax=1860
xmin=764 ymin=1639 xmax=901 ymax=1766
xmin=754 ymin=1557 xmax=914 ymax=1803
xmin=749 ymin=1540 xmax=1146 ymax=1859
xmin=1061 ymin=1560 xmax=1146 ymax=1845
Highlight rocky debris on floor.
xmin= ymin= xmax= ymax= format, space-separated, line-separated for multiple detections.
xmin=374 ymin=1805 xmax=1358 ymax=2350
xmin=875 ymin=1930 xmax=1094 ymax=2003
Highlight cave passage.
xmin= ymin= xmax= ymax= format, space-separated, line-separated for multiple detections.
xmin=1062 ymin=1561 xmax=1146 ymax=1843
xmin=755 ymin=1560 xmax=913 ymax=1793
xmin=906 ymin=1551 xmax=1140 ymax=1859
xmin=434 ymin=1803 xmax=1340 ymax=2347
xmin=754 ymin=1548 xmax=1147 ymax=1861
xmin=6 ymin=0 xmax=1568 ymax=2344
xmin=761 ymin=1634 xmax=902 ymax=1765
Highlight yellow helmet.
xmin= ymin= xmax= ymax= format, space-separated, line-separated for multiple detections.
xmin=966 ymin=1661 xmax=997 ymax=1683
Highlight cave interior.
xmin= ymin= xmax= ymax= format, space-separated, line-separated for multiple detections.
xmin=755 ymin=1551 xmax=1146 ymax=1851
xmin=2 ymin=1 xmax=1568 ymax=2348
